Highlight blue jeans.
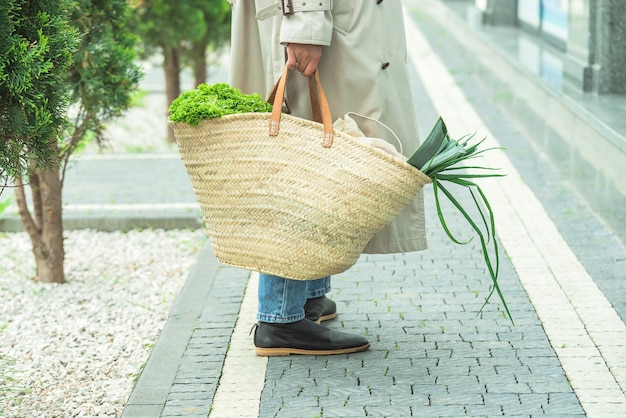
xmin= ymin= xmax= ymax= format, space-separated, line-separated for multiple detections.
xmin=257 ymin=274 xmax=331 ymax=323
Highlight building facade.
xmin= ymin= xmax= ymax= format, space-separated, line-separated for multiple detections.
xmin=476 ymin=0 xmax=625 ymax=94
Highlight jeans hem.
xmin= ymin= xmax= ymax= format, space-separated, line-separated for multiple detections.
xmin=307 ymin=284 xmax=331 ymax=299
xmin=257 ymin=313 xmax=306 ymax=323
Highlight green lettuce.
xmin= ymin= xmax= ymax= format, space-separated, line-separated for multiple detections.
xmin=168 ymin=83 xmax=272 ymax=126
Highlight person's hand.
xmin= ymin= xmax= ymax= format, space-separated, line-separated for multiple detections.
xmin=286 ymin=43 xmax=322 ymax=77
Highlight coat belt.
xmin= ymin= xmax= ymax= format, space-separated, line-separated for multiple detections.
xmin=256 ymin=0 xmax=333 ymax=21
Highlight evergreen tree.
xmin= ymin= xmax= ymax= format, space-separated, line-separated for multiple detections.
xmin=1 ymin=0 xmax=141 ymax=283
xmin=0 ymin=0 xmax=78 ymax=194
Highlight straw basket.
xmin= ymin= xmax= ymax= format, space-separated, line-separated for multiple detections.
xmin=171 ymin=65 xmax=431 ymax=280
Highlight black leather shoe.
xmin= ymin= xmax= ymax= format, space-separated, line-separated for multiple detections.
xmin=304 ymin=296 xmax=337 ymax=323
xmin=254 ymin=319 xmax=370 ymax=356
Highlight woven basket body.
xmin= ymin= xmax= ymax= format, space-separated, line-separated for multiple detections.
xmin=173 ymin=113 xmax=431 ymax=280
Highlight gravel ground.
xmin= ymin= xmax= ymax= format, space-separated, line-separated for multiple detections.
xmin=0 ymin=228 xmax=206 ymax=417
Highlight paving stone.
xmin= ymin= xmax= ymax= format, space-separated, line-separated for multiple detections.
xmin=161 ymin=403 xmax=211 ymax=417
xmin=329 ymin=394 xmax=392 ymax=408
xmin=429 ymin=392 xmax=484 ymax=406
xmin=166 ymin=390 xmax=213 ymax=402
xmin=363 ymin=406 xmax=414 ymax=416
xmin=315 ymin=406 xmax=364 ymax=417
xmin=409 ymin=405 xmax=468 ymax=417
xmin=164 ymin=393 xmax=214 ymax=405
xmin=482 ymin=392 xmax=520 ymax=406
xmin=161 ymin=410 xmax=209 ymax=418
xmin=291 ymin=385 xmax=331 ymax=398
xmin=258 ymin=397 xmax=285 ymax=416
xmin=388 ymin=393 xmax=430 ymax=406
xmin=173 ymin=376 xmax=218 ymax=386
xmin=279 ymin=396 xmax=321 ymax=409
xmin=179 ymin=354 xmax=226 ymax=366
xmin=470 ymin=365 xmax=499 ymax=378
xmin=451 ymin=348 xmax=493 ymax=358
xmin=493 ymin=365 xmax=533 ymax=376
xmin=464 ymin=404 xmax=506 ymax=416
xmin=477 ymin=356 xmax=523 ymax=367
xmin=169 ymin=383 xmax=216 ymax=394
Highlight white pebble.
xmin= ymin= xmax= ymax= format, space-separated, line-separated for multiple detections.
xmin=0 ymin=229 xmax=206 ymax=416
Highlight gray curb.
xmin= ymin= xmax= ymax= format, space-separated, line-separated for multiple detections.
xmin=0 ymin=212 xmax=202 ymax=233
xmin=122 ymin=242 xmax=218 ymax=417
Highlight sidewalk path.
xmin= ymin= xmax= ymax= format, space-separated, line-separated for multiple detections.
xmin=61 ymin=154 xmax=201 ymax=231
xmin=120 ymin=2 xmax=626 ymax=417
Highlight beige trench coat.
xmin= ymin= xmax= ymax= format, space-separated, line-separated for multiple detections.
xmin=226 ymin=0 xmax=427 ymax=254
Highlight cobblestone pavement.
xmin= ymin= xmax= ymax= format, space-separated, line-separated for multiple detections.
xmin=71 ymin=1 xmax=623 ymax=417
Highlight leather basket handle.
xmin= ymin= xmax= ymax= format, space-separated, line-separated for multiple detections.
xmin=268 ymin=63 xmax=334 ymax=148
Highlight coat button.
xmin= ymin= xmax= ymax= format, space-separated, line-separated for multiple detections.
xmin=381 ymin=62 xmax=390 ymax=69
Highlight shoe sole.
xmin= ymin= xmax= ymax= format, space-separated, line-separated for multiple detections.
xmin=255 ymin=342 xmax=370 ymax=357
xmin=315 ymin=312 xmax=338 ymax=324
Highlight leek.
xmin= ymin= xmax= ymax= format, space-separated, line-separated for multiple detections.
xmin=408 ymin=117 xmax=511 ymax=323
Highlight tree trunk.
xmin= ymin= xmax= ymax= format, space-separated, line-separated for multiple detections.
xmin=192 ymin=39 xmax=208 ymax=87
xmin=15 ymin=161 xmax=65 ymax=284
xmin=163 ymin=46 xmax=181 ymax=143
